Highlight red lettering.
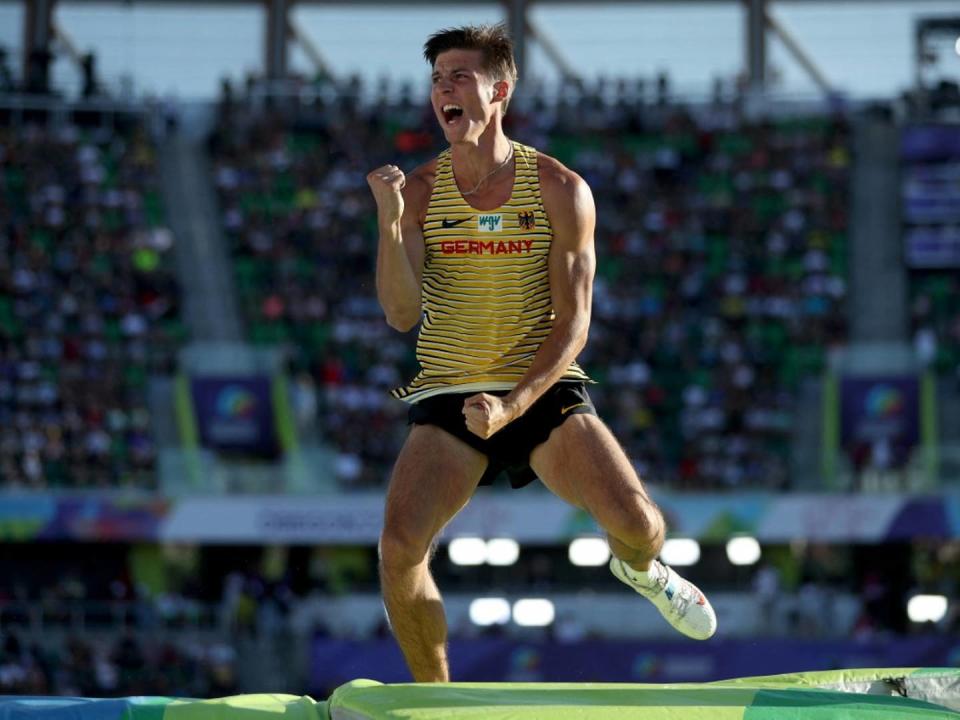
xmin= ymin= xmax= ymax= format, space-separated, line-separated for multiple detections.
xmin=441 ymin=238 xmax=535 ymax=255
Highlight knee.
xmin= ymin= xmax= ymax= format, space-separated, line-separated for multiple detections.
xmin=379 ymin=518 xmax=434 ymax=575
xmin=601 ymin=494 xmax=665 ymax=553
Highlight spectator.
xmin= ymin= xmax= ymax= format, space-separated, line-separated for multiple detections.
xmin=209 ymin=89 xmax=849 ymax=491
xmin=0 ymin=118 xmax=185 ymax=490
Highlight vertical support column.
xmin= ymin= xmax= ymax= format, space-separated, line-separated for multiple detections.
xmin=745 ymin=0 xmax=767 ymax=95
xmin=849 ymin=116 xmax=908 ymax=344
xmin=506 ymin=0 xmax=527 ymax=85
xmin=23 ymin=0 xmax=55 ymax=94
xmin=913 ymin=20 xmax=930 ymax=117
xmin=264 ymin=0 xmax=290 ymax=84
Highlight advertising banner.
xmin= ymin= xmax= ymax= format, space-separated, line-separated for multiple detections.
xmin=1 ymin=492 xmax=957 ymax=544
xmin=191 ymin=376 xmax=278 ymax=456
xmin=310 ymin=636 xmax=957 ymax=690
xmin=839 ymin=376 xmax=920 ymax=459
xmin=902 ymin=125 xmax=960 ymax=268
xmin=905 ymin=226 xmax=960 ymax=268
xmin=901 ymin=124 xmax=960 ymax=162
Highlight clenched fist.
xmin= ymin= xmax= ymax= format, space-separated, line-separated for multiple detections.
xmin=463 ymin=393 xmax=518 ymax=439
xmin=367 ymin=164 xmax=406 ymax=224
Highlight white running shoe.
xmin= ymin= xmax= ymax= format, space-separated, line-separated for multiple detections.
xmin=610 ymin=556 xmax=717 ymax=640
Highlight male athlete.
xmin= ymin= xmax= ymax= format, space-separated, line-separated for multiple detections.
xmin=366 ymin=24 xmax=716 ymax=682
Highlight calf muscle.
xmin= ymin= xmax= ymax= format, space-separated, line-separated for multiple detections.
xmin=378 ymin=425 xmax=486 ymax=681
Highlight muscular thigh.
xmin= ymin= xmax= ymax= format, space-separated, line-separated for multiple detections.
xmin=529 ymin=414 xmax=648 ymax=513
xmin=383 ymin=424 xmax=489 ymax=547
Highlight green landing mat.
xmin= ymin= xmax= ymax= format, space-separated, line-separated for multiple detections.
xmin=327 ymin=668 xmax=960 ymax=719
xmin=1 ymin=668 xmax=957 ymax=720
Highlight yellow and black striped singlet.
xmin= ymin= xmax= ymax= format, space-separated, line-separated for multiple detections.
xmin=392 ymin=141 xmax=591 ymax=403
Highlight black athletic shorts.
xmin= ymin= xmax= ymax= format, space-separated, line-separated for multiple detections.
xmin=407 ymin=382 xmax=597 ymax=489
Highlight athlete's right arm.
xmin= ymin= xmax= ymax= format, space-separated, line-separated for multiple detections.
xmin=366 ymin=164 xmax=429 ymax=331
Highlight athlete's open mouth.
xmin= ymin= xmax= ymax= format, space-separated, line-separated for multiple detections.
xmin=442 ymin=104 xmax=464 ymax=124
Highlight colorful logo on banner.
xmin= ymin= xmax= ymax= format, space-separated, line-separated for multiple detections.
xmin=865 ymin=385 xmax=904 ymax=419
xmin=192 ymin=376 xmax=278 ymax=456
xmin=216 ymin=386 xmax=257 ymax=419
xmin=840 ymin=375 xmax=920 ymax=455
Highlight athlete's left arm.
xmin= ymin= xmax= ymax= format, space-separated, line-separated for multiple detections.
xmin=463 ymin=161 xmax=596 ymax=439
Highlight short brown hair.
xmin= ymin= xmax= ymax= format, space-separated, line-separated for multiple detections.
xmin=423 ymin=24 xmax=518 ymax=114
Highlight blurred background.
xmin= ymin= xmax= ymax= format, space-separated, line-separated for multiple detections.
xmin=0 ymin=0 xmax=958 ymax=699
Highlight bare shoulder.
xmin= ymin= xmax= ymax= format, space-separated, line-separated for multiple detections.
xmin=402 ymin=158 xmax=438 ymax=224
xmin=536 ymin=152 xmax=595 ymax=225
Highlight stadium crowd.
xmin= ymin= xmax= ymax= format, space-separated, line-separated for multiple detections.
xmin=0 ymin=550 xmax=241 ymax=696
xmin=2 ymin=537 xmax=955 ymax=695
xmin=905 ymin=163 xmax=960 ymax=379
xmin=912 ymin=271 xmax=960 ymax=375
xmin=0 ymin=630 xmax=237 ymax=697
xmin=210 ymin=83 xmax=850 ymax=490
xmin=0 ymin=117 xmax=185 ymax=490
xmin=902 ymin=122 xmax=960 ymax=389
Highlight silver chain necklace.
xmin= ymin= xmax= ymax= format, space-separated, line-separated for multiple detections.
xmin=459 ymin=145 xmax=515 ymax=196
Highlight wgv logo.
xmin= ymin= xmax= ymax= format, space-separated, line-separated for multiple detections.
xmin=478 ymin=213 xmax=503 ymax=232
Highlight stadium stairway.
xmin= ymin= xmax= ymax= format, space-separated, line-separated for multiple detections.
xmin=849 ymin=114 xmax=908 ymax=344
xmin=158 ymin=132 xmax=244 ymax=343
xmin=791 ymin=115 xmax=915 ymax=490
xmin=790 ymin=376 xmax=825 ymax=490
xmin=0 ymin=668 xmax=957 ymax=719
xmin=148 ymin=376 xmax=180 ymax=449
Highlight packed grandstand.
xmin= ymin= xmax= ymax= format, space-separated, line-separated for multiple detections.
xmin=1 ymin=40 xmax=959 ymax=702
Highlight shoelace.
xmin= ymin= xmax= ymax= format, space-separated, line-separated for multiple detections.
xmin=649 ymin=562 xmax=695 ymax=618
xmin=668 ymin=581 xmax=696 ymax=618
xmin=645 ymin=561 xmax=669 ymax=592
xmin=617 ymin=559 xmax=697 ymax=619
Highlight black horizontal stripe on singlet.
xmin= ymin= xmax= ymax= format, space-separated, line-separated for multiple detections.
xmin=421 ymin=281 xmax=552 ymax=303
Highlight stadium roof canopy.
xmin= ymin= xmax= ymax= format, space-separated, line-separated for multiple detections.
xmin=15 ymin=0 xmax=955 ymax=98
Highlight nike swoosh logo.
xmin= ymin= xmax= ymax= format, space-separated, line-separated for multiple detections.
xmin=442 ymin=217 xmax=471 ymax=228
xmin=561 ymin=402 xmax=589 ymax=415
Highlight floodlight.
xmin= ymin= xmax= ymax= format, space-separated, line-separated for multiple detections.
xmin=568 ymin=537 xmax=610 ymax=566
